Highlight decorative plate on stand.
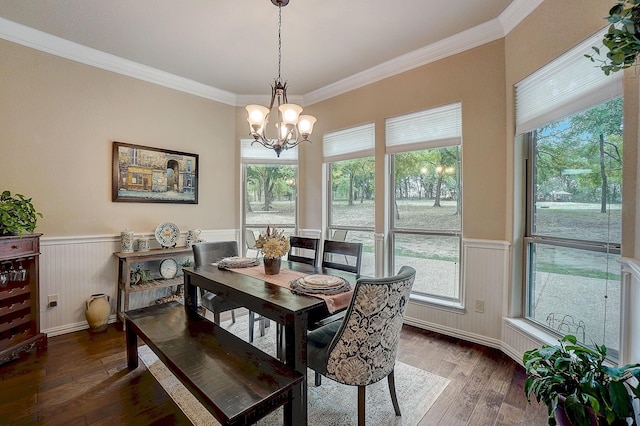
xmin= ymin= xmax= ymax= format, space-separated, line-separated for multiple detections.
xmin=155 ymin=222 xmax=180 ymax=248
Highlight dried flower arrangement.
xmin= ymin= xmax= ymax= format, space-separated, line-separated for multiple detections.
xmin=255 ymin=226 xmax=290 ymax=259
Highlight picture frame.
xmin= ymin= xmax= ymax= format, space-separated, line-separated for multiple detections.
xmin=112 ymin=141 xmax=198 ymax=204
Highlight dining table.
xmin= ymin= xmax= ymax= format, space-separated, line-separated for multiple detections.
xmin=183 ymin=260 xmax=359 ymax=426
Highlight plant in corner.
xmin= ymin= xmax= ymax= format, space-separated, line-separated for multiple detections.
xmin=0 ymin=190 xmax=43 ymax=237
xmin=523 ymin=335 xmax=640 ymax=425
xmin=586 ymin=0 xmax=640 ymax=75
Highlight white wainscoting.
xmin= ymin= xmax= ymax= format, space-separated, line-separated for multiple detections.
xmin=403 ymin=238 xmax=510 ymax=350
xmin=40 ymin=231 xmax=640 ymax=365
xmin=39 ymin=230 xmax=239 ymax=336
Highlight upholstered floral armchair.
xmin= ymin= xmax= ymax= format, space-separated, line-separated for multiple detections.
xmin=306 ymin=265 xmax=416 ymax=425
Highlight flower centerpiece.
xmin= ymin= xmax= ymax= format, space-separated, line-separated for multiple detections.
xmin=255 ymin=226 xmax=290 ymax=275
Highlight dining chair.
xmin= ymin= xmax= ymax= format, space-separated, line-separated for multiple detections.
xmin=331 ymin=229 xmax=349 ymax=263
xmin=306 ymin=266 xmax=417 ymax=426
xmin=267 ymin=236 xmax=321 ymax=359
xmin=192 ymin=241 xmax=240 ymax=324
xmin=244 ymin=229 xmax=258 ymax=257
xmin=322 ymin=239 xmax=363 ymax=275
xmin=287 ymin=236 xmax=320 ymax=267
xmin=194 ymin=241 xmax=270 ymax=341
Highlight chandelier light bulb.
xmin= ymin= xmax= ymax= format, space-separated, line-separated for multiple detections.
xmin=279 ymin=103 xmax=303 ymax=124
xmin=298 ymin=115 xmax=316 ymax=136
xmin=246 ymin=105 xmax=270 ymax=126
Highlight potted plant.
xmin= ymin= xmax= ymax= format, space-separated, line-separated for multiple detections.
xmin=0 ymin=190 xmax=43 ymax=237
xmin=586 ymin=0 xmax=640 ymax=75
xmin=523 ymin=335 xmax=640 ymax=425
xmin=130 ymin=265 xmax=152 ymax=285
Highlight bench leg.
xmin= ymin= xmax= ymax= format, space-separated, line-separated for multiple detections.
xmin=126 ymin=320 xmax=139 ymax=370
xmin=283 ymin=388 xmax=294 ymax=426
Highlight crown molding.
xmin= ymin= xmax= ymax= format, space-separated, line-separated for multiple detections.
xmin=303 ymin=0 xmax=542 ymax=105
xmin=0 ymin=17 xmax=237 ymax=106
xmin=1 ymin=0 xmax=541 ymax=107
xmin=499 ymin=0 xmax=545 ymax=35
xmin=303 ymin=18 xmax=505 ymax=105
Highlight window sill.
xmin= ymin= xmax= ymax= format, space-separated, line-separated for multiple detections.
xmin=409 ymin=293 xmax=466 ymax=314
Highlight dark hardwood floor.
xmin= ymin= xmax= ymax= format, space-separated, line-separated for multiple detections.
xmin=0 ymin=321 xmax=548 ymax=425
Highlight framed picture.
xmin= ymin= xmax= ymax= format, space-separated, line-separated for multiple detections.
xmin=112 ymin=141 xmax=198 ymax=204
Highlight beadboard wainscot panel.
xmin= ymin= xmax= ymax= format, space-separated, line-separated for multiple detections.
xmin=40 ymin=235 xmax=120 ymax=336
xmin=40 ymin=230 xmax=239 ymax=336
xmin=404 ymin=238 xmax=509 ymax=349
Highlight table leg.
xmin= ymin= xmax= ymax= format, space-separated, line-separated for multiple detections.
xmin=125 ymin=320 xmax=138 ymax=370
xmin=184 ymin=273 xmax=198 ymax=314
xmin=285 ymin=312 xmax=308 ymax=425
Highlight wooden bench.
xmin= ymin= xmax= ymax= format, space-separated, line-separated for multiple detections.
xmin=124 ymin=301 xmax=303 ymax=426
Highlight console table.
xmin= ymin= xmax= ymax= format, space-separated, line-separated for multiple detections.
xmin=114 ymin=246 xmax=193 ymax=323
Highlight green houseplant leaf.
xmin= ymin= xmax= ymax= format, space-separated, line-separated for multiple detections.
xmin=586 ymin=1 xmax=640 ymax=75
xmin=523 ymin=335 xmax=640 ymax=425
xmin=0 ymin=190 xmax=43 ymax=237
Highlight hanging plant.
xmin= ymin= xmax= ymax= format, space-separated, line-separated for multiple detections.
xmin=586 ymin=0 xmax=640 ymax=75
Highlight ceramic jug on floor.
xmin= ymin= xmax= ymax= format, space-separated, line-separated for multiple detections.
xmin=85 ymin=294 xmax=111 ymax=332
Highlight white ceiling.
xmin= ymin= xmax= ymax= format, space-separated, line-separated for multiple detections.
xmin=0 ymin=0 xmax=542 ymax=106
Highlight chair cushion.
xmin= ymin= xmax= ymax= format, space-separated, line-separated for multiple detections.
xmin=306 ymin=320 xmax=342 ymax=375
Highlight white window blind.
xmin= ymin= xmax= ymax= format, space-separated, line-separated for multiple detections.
xmin=515 ymin=28 xmax=622 ymax=135
xmin=323 ymin=123 xmax=375 ymax=163
xmin=385 ymin=102 xmax=462 ymax=154
xmin=241 ymin=139 xmax=298 ymax=165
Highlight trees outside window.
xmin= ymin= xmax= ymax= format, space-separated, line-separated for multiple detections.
xmin=390 ymin=146 xmax=462 ymax=300
xmin=525 ymin=97 xmax=622 ymax=358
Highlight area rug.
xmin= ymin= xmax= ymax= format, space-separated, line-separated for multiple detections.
xmin=138 ymin=314 xmax=449 ymax=425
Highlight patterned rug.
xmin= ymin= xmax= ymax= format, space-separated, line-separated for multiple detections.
xmin=139 ymin=314 xmax=449 ymax=425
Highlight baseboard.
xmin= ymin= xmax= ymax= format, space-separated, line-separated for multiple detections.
xmin=43 ymin=314 xmax=118 ymax=337
xmin=403 ymin=316 xmax=502 ymax=351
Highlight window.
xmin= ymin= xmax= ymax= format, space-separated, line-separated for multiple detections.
xmin=516 ymin=29 xmax=623 ymax=358
xmin=241 ymin=140 xmax=297 ymax=253
xmin=324 ymin=124 xmax=375 ymax=277
xmin=386 ymin=103 xmax=462 ymax=303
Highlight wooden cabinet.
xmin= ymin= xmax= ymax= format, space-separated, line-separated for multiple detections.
xmin=114 ymin=247 xmax=193 ymax=323
xmin=0 ymin=234 xmax=47 ymax=365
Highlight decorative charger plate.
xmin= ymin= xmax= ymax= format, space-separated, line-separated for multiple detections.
xmin=217 ymin=256 xmax=260 ymax=269
xmin=290 ymin=276 xmax=351 ymax=295
xmin=155 ymin=222 xmax=180 ymax=248
xmin=303 ymin=274 xmax=343 ymax=287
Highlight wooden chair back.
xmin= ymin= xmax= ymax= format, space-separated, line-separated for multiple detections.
xmin=288 ymin=236 xmax=320 ymax=267
xmin=321 ymin=240 xmax=362 ymax=275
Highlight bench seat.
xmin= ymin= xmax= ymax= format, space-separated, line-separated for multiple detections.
xmin=124 ymin=301 xmax=302 ymax=426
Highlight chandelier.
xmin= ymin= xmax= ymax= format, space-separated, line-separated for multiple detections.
xmin=245 ymin=0 xmax=317 ymax=157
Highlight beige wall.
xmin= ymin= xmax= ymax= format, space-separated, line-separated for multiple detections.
xmin=293 ymin=40 xmax=507 ymax=240
xmin=1 ymin=39 xmax=238 ymax=237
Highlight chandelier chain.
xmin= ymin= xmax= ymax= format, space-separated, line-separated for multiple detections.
xmin=277 ymin=4 xmax=282 ymax=82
